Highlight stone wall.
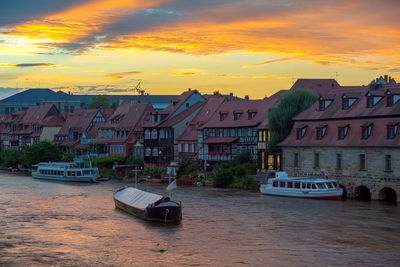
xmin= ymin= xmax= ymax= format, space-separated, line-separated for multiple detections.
xmin=281 ymin=146 xmax=400 ymax=202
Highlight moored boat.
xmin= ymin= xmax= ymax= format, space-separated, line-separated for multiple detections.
xmin=113 ymin=187 xmax=182 ymax=223
xmin=260 ymin=172 xmax=343 ymax=200
xmin=32 ymin=161 xmax=99 ymax=182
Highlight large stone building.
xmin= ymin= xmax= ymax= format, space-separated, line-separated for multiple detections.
xmin=279 ymin=80 xmax=400 ymax=202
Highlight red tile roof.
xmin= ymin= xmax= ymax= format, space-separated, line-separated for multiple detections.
xmin=279 ymin=118 xmax=400 ymax=147
xmin=158 ymin=101 xmax=205 ymax=128
xmin=290 ymin=79 xmax=340 ymax=94
xmin=177 ymin=96 xmax=225 ymax=141
xmin=200 ymin=98 xmax=277 ymax=129
xmin=280 ymin=84 xmax=400 ymax=148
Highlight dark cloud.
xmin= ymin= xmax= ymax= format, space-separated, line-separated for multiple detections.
xmin=0 ymin=0 xmax=90 ymax=25
xmin=12 ymin=63 xmax=55 ymax=67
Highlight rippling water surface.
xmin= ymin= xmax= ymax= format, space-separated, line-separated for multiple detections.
xmin=1 ymin=173 xmax=399 ymax=266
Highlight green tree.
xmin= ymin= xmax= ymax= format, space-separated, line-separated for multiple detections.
xmin=268 ymin=88 xmax=317 ymax=149
xmin=89 ymin=95 xmax=111 ymax=109
xmin=111 ymin=100 xmax=119 ymax=109
xmin=23 ymin=141 xmax=63 ymax=166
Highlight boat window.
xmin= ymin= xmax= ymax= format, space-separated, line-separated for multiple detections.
xmin=279 ymin=181 xmax=285 ymax=188
xmin=327 ymin=182 xmax=333 ymax=189
xmin=60 ymin=171 xmax=64 ymax=176
xmin=317 ymin=183 xmax=326 ymax=189
xmin=295 ymin=182 xmax=300 ymax=188
xmin=71 ymin=171 xmax=76 ymax=176
xmin=273 ymin=181 xmax=278 ymax=187
xmin=67 ymin=171 xmax=71 ymax=176
xmin=332 ymin=182 xmax=337 ymax=187
xmin=307 ymin=183 xmax=311 ymax=189
xmin=287 ymin=182 xmax=293 ymax=188
xmin=77 ymin=171 xmax=82 ymax=176
xmin=312 ymin=184 xmax=317 ymax=189
xmin=302 ymin=183 xmax=306 ymax=189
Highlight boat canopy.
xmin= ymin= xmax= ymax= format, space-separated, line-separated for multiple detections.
xmin=114 ymin=187 xmax=163 ymax=210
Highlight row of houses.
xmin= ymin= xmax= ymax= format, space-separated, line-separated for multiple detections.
xmin=0 ymin=76 xmax=399 ymax=201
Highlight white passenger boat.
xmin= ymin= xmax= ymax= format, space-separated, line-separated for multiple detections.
xmin=260 ymin=172 xmax=343 ymax=200
xmin=32 ymin=161 xmax=99 ymax=182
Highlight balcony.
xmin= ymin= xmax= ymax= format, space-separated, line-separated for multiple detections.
xmin=205 ymin=152 xmax=231 ymax=161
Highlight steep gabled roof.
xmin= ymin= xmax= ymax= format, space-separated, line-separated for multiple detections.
xmin=201 ymin=98 xmax=277 ymax=129
xmin=290 ymin=79 xmax=340 ymax=94
xmin=105 ymin=101 xmax=152 ymax=129
xmin=56 ymin=109 xmax=103 ymax=136
xmin=177 ymin=96 xmax=226 ymax=141
xmin=19 ymin=104 xmax=61 ymax=125
xmin=158 ymin=101 xmax=205 ymax=128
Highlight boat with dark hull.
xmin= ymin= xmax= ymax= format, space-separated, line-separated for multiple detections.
xmin=113 ymin=187 xmax=182 ymax=223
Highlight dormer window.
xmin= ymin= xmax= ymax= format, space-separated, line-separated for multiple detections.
xmin=233 ymin=111 xmax=242 ymax=121
xmin=248 ymin=110 xmax=257 ymax=120
xmin=386 ymin=90 xmax=400 ymax=107
xmin=296 ymin=126 xmax=307 ymax=140
xmin=387 ymin=123 xmax=398 ymax=139
xmin=338 ymin=125 xmax=349 ymax=140
xmin=318 ymin=97 xmax=333 ymax=111
xmin=219 ymin=112 xmax=228 ymax=121
xmin=172 ymin=99 xmax=179 ymax=106
xmin=342 ymin=96 xmax=357 ymax=110
xmin=316 ymin=125 xmax=327 ymax=140
xmin=366 ymin=92 xmax=383 ymax=108
xmin=361 ymin=123 xmax=373 ymax=139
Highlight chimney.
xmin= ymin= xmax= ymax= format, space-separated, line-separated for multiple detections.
xmin=68 ymin=91 xmax=71 ymax=95
xmin=188 ymin=88 xmax=191 ymax=91
xmin=385 ymin=75 xmax=388 ymax=83
xmin=119 ymin=99 xmax=123 ymax=105
xmin=245 ymin=95 xmax=249 ymax=100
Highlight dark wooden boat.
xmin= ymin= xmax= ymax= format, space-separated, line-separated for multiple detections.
xmin=113 ymin=187 xmax=182 ymax=223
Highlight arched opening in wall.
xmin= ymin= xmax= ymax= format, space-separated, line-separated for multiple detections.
xmin=339 ymin=185 xmax=347 ymax=200
xmin=354 ymin=185 xmax=371 ymax=201
xmin=378 ymin=187 xmax=397 ymax=203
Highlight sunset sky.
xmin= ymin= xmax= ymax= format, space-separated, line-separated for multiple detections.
xmin=0 ymin=0 xmax=399 ymax=99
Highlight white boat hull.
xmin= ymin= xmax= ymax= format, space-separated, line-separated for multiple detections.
xmin=32 ymin=173 xmax=97 ymax=182
xmin=260 ymin=185 xmax=343 ymax=200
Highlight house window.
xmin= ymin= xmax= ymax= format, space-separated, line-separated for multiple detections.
xmin=338 ymin=125 xmax=349 ymax=140
xmin=248 ymin=112 xmax=256 ymax=120
xmin=385 ymin=155 xmax=392 ymax=172
xmin=361 ymin=124 xmax=373 ymax=139
xmin=151 ymin=129 xmax=157 ymax=139
xmin=145 ymin=147 xmax=151 ymax=156
xmin=152 ymin=147 xmax=158 ymax=157
xmin=178 ymin=144 xmax=182 ymax=152
xmin=319 ymin=98 xmax=333 ymax=111
xmin=296 ymin=126 xmax=307 ymax=140
xmin=294 ymin=153 xmax=299 ymax=168
xmin=336 ymin=153 xmax=342 ymax=169
xmin=366 ymin=93 xmax=383 ymax=108
xmin=342 ymin=97 xmax=357 ymax=110
xmin=220 ymin=112 xmax=227 ymax=121
xmin=387 ymin=123 xmax=398 ymax=139
xmin=233 ymin=112 xmax=242 ymax=120
xmin=144 ymin=129 xmax=150 ymax=139
xmin=316 ymin=125 xmax=327 ymax=140
xmin=314 ymin=153 xmax=320 ymax=169
xmin=359 ymin=154 xmax=366 ymax=171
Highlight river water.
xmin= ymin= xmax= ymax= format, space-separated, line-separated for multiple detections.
xmin=0 ymin=173 xmax=399 ymax=266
